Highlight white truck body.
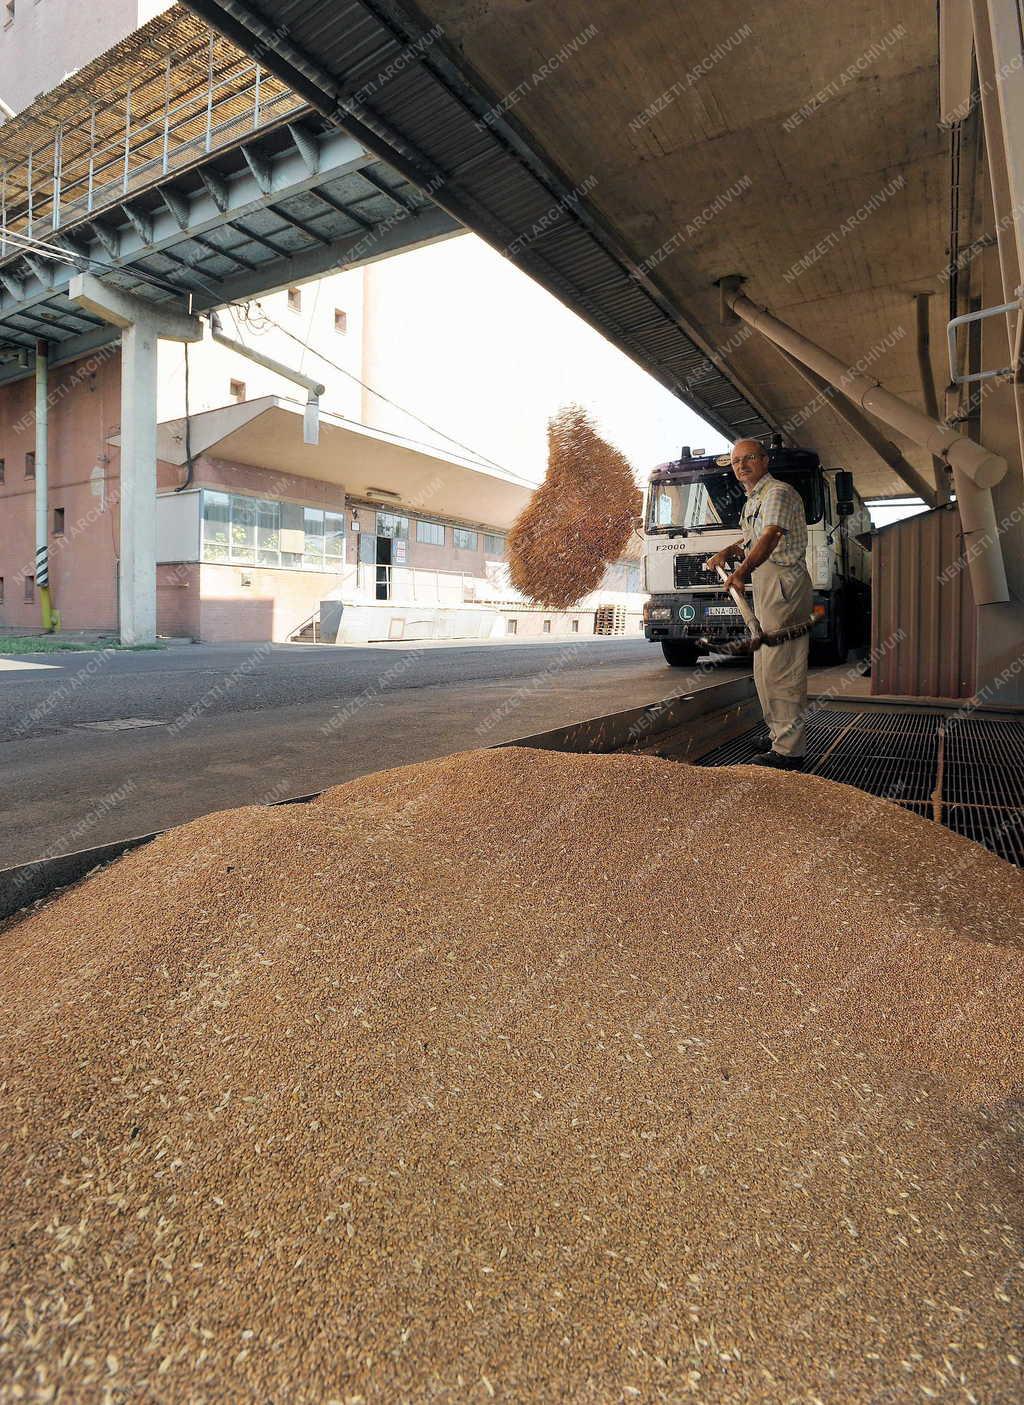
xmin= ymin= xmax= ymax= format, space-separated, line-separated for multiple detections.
xmin=642 ymin=446 xmax=871 ymax=664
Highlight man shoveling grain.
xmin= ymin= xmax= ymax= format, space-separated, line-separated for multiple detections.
xmin=705 ymin=438 xmax=813 ymax=769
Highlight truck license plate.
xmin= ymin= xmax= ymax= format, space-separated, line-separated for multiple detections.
xmin=705 ymin=605 xmax=741 ymax=617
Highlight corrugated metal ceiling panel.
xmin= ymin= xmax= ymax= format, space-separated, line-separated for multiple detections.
xmin=178 ymin=0 xmax=774 ymax=444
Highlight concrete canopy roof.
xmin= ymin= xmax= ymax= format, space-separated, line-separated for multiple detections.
xmin=180 ymin=0 xmax=951 ymax=500
xmin=414 ymin=0 xmax=948 ymax=499
xmin=150 ymin=396 xmax=537 ymax=528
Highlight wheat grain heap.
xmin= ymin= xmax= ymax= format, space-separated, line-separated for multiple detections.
xmin=507 ymin=404 xmax=640 ymax=609
xmin=2 ymin=748 xmax=1023 ymax=1404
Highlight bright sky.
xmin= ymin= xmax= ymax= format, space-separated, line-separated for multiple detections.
xmin=360 ymin=233 xmax=730 ymax=485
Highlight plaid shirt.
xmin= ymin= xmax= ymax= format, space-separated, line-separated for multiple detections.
xmin=740 ymin=473 xmax=808 ymax=568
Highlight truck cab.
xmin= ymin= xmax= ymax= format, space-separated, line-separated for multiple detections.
xmin=642 ymin=443 xmax=871 ymax=666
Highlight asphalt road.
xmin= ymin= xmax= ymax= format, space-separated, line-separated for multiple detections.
xmin=1 ymin=638 xmax=749 ymax=867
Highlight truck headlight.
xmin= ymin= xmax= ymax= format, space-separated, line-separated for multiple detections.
xmin=647 ymin=607 xmax=672 ymax=621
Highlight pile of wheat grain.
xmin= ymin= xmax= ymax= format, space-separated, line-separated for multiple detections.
xmin=506 ymin=404 xmax=641 ymax=609
xmin=2 ymin=747 xmax=1023 ymax=1403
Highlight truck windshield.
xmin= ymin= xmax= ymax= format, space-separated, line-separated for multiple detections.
xmin=646 ymin=470 xmax=823 ymax=532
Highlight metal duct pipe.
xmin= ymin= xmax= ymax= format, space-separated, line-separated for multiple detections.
xmin=720 ymin=280 xmax=1009 ymax=604
xmin=775 ymin=347 xmax=943 ymax=507
xmin=210 ymin=317 xmax=326 ymax=445
xmin=915 ymin=292 xmax=952 ymax=501
xmin=950 ymin=462 xmax=1009 ymax=604
xmin=721 ymin=281 xmax=1007 ymax=490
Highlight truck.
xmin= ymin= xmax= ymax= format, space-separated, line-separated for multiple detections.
xmin=642 ymin=439 xmax=871 ymax=666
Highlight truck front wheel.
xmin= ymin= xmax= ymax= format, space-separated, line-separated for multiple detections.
xmin=661 ymin=640 xmax=701 ymax=667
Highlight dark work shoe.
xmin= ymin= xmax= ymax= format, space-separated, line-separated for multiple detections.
xmin=750 ymin=735 xmax=773 ymax=753
xmin=750 ymin=751 xmax=804 ymax=771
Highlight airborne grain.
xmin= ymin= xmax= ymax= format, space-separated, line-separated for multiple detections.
xmin=507 ymin=404 xmax=640 ymax=608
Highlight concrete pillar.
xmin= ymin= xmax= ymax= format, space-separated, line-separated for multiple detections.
xmin=68 ymin=274 xmax=201 ymax=645
xmin=118 ymin=320 xmax=160 ymax=644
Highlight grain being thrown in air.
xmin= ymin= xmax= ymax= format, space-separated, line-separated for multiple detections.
xmin=2 ymin=746 xmax=1023 ymax=1403
xmin=506 ymin=403 xmax=641 ymax=608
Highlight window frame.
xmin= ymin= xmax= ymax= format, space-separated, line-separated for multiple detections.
xmin=201 ymin=490 xmax=345 ymax=573
xmin=415 ymin=519 xmax=445 ymax=546
xmin=453 ymin=527 xmax=478 ymax=551
xmin=375 ymin=510 xmax=409 ymax=541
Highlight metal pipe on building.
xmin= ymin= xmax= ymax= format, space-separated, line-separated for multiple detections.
xmin=775 ymin=347 xmax=943 ymax=508
xmin=34 ymin=340 xmax=57 ymax=632
xmin=915 ymin=292 xmax=952 ymax=501
xmin=720 ymin=279 xmax=1009 ymax=604
xmin=721 ymin=281 xmax=1006 ymax=489
xmin=210 ymin=315 xmax=326 ymax=444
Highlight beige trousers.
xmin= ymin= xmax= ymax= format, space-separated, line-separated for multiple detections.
xmin=750 ymin=560 xmax=813 ymax=757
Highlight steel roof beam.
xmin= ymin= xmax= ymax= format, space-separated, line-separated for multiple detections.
xmin=287 ymin=121 xmax=320 ymax=174
xmin=0 ymin=123 xmax=372 ymax=332
xmin=0 ymin=199 xmax=460 ymax=385
xmin=187 ymin=201 xmax=458 ymax=310
xmin=308 ymin=184 xmax=374 ymax=231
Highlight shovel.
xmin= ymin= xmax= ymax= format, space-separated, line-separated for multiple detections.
xmin=699 ymin=565 xmax=813 ymax=656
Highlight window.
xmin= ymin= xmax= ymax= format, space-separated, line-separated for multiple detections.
xmin=416 ymin=519 xmax=444 ymax=546
xmin=256 ymin=499 xmax=281 ymax=566
xmin=483 ymin=533 xmax=504 ymax=556
xmin=25 ymin=451 xmax=34 ymax=479
xmin=571 ymin=618 xmax=579 ymax=633
xmin=542 ymin=619 xmax=552 ymax=634
xmin=202 ymin=492 xmax=344 ymax=571
xmin=453 ymin=527 xmax=478 ymax=550
xmin=287 ymin=287 xmax=301 ymax=313
xmin=0 ymin=577 xmax=4 ymax=604
xmin=24 ymin=574 xmax=33 ymax=602
xmin=0 ymin=458 xmax=5 ymax=483
xmin=324 ymin=510 xmax=345 ymax=562
xmin=229 ymin=379 xmax=246 ymax=403
xmin=231 ymin=494 xmax=258 ymax=564
xmin=506 ymin=618 xmax=517 ymax=635
xmin=52 ymin=507 xmax=65 ymax=534
xmin=303 ymin=506 xmax=325 ymax=568
xmin=375 ymin=511 xmax=409 ymax=540
xmin=334 ymin=309 xmax=348 ymax=334
xmin=202 ymin=490 xmax=231 ymax=562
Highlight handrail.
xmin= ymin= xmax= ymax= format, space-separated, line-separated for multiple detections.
xmin=288 ymin=607 xmax=320 ymax=643
xmin=0 ymin=59 xmax=305 ymax=247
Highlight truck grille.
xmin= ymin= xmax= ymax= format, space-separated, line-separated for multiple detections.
xmin=673 ymin=554 xmax=718 ymax=588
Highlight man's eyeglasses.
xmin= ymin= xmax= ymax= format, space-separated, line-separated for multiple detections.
xmin=731 ymin=452 xmax=766 ymax=468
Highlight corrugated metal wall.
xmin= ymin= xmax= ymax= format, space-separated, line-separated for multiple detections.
xmin=871 ymin=505 xmax=977 ymax=698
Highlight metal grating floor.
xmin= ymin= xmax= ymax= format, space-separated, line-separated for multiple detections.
xmin=695 ymin=707 xmax=1024 ymax=867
